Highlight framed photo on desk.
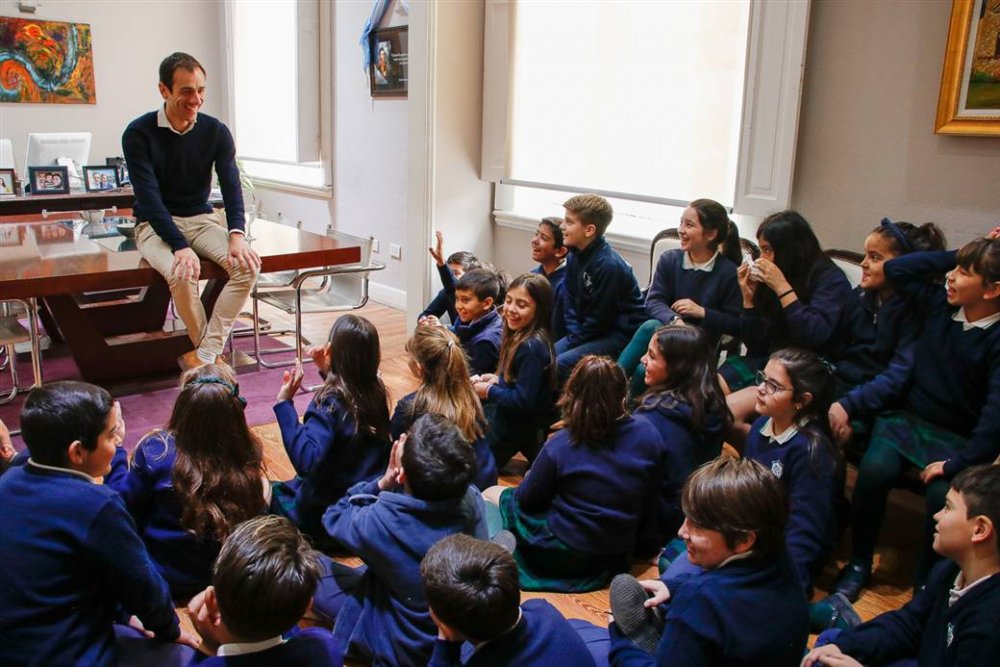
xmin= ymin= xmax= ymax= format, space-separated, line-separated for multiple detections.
xmin=83 ymin=165 xmax=120 ymax=192
xmin=28 ymin=166 xmax=70 ymax=195
xmin=0 ymin=168 xmax=15 ymax=196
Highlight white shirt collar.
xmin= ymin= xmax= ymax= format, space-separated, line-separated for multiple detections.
xmin=952 ymin=308 xmax=1000 ymax=331
xmin=217 ymin=636 xmax=285 ymax=657
xmin=758 ymin=418 xmax=803 ymax=445
xmin=681 ymin=250 xmax=719 ymax=272
xmin=948 ymin=570 xmax=996 ymax=607
xmin=26 ymin=458 xmax=97 ymax=483
xmin=156 ymin=105 xmax=197 ymax=136
xmin=719 ymin=550 xmax=755 ymax=568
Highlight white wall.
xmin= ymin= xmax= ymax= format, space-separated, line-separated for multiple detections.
xmin=0 ymin=0 xmax=223 ymax=171
xmin=793 ymin=0 xmax=1000 ymax=250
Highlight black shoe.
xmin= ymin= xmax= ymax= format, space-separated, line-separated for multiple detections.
xmin=825 ymin=592 xmax=862 ymax=630
xmin=610 ymin=574 xmax=663 ymax=655
xmin=833 ymin=562 xmax=871 ymax=603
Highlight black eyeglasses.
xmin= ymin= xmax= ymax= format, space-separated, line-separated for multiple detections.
xmin=755 ymin=370 xmax=790 ymax=396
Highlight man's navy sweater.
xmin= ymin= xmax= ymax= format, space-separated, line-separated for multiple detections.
xmin=885 ymin=250 xmax=1000 ymax=477
xmin=833 ymin=560 xmax=1000 ymax=666
xmin=452 ymin=310 xmax=503 ymax=376
xmin=0 ymin=462 xmax=179 ymax=667
xmin=562 ymin=237 xmax=646 ymax=346
xmin=122 ymin=110 xmax=245 ymax=252
xmin=428 ymin=599 xmax=596 ymax=667
xmin=644 ymin=249 xmax=741 ymax=344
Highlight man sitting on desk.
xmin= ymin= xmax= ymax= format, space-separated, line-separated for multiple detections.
xmin=123 ymin=51 xmax=260 ymax=371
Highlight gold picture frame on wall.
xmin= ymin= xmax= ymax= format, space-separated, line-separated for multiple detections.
xmin=936 ymin=0 xmax=1000 ymax=136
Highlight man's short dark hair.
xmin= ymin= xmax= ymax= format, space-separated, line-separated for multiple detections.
xmin=212 ymin=515 xmax=322 ymax=641
xmin=455 ymin=267 xmax=503 ymax=304
xmin=159 ymin=52 xmax=205 ymax=90
xmin=421 ymin=534 xmax=520 ymax=641
xmin=20 ymin=381 xmax=113 ymax=467
xmin=682 ymin=456 xmax=789 ymax=561
xmin=951 ymin=465 xmax=1000 ymax=558
xmin=402 ymin=414 xmax=475 ymax=500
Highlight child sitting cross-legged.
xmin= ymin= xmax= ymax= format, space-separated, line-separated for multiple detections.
xmin=421 ymin=533 xmax=597 ymax=667
xmin=322 ymin=413 xmax=489 ymax=667
xmin=803 ymin=464 xmax=1000 ymax=667
xmin=186 ymin=515 xmax=343 ymax=666
xmin=419 ymin=231 xmax=482 ymax=325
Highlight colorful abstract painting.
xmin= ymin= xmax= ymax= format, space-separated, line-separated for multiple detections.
xmin=0 ymin=17 xmax=96 ymax=104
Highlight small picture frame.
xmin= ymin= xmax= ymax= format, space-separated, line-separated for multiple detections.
xmin=0 ymin=168 xmax=15 ymax=196
xmin=370 ymin=26 xmax=408 ymax=98
xmin=28 ymin=166 xmax=70 ymax=195
xmin=83 ymin=165 xmax=120 ymax=192
xmin=106 ymin=156 xmax=130 ymax=186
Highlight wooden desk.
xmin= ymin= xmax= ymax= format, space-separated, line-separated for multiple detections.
xmin=0 ymin=219 xmax=360 ymax=383
xmin=0 ymin=189 xmax=136 ymax=217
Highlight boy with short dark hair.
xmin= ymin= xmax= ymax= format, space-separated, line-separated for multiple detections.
xmin=0 ymin=382 xmax=196 ymax=667
xmin=531 ymin=217 xmax=570 ymax=339
xmin=421 ymin=533 xmax=596 ymax=667
xmin=557 ymin=193 xmax=645 ymax=380
xmin=803 ymin=464 xmax=1000 ymax=667
xmin=186 ymin=515 xmax=343 ymax=666
xmin=322 ymin=414 xmax=489 ymax=667
xmin=451 ymin=267 xmax=504 ymax=375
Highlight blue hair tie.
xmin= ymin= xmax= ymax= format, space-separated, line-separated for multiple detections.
xmin=880 ymin=218 xmax=915 ymax=254
xmin=184 ymin=377 xmax=248 ymax=408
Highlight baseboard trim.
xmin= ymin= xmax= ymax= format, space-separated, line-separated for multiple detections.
xmin=369 ymin=281 xmax=407 ymax=310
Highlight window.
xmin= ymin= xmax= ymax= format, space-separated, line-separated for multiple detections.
xmin=225 ymin=0 xmax=328 ymax=190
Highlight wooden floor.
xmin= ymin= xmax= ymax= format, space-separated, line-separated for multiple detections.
xmin=180 ymin=300 xmax=923 ymax=648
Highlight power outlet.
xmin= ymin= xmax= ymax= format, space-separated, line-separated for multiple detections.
xmin=371 ymin=238 xmax=380 ymax=253
xmin=390 ymin=243 xmax=402 ymax=260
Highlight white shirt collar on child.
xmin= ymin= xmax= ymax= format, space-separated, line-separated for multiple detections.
xmin=682 ymin=250 xmax=719 ymax=273
xmin=26 ymin=458 xmax=98 ymax=484
xmin=217 ymin=636 xmax=286 ymax=657
xmin=758 ymin=418 xmax=805 ymax=445
xmin=952 ymin=308 xmax=1000 ymax=332
xmin=948 ymin=570 xmax=997 ymax=607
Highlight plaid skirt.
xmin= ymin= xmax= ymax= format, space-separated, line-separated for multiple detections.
xmin=718 ymin=355 xmax=767 ymax=392
xmin=869 ymin=410 xmax=968 ymax=469
xmin=498 ymin=487 xmax=626 ymax=593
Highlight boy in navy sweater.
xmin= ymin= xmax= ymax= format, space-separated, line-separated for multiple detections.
xmin=419 ymin=231 xmax=481 ymax=324
xmin=186 ymin=515 xmax=343 ymax=666
xmin=530 ymin=217 xmax=569 ymax=339
xmin=422 ymin=534 xmax=596 ymax=667
xmin=322 ymin=414 xmax=489 ymax=667
xmin=444 ymin=267 xmax=504 ymax=375
xmin=804 ymin=464 xmax=1000 ymax=667
xmin=0 ymin=382 xmax=197 ymax=667
xmin=556 ymin=193 xmax=645 ymax=381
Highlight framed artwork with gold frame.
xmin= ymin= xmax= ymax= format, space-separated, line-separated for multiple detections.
xmin=935 ymin=0 xmax=1000 ymax=136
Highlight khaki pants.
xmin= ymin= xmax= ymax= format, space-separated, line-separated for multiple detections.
xmin=136 ymin=210 xmax=258 ymax=362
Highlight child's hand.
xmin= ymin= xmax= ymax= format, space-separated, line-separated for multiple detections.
xmin=429 ymin=231 xmax=446 ymax=266
xmin=473 ymin=381 xmax=491 ymax=399
xmin=126 ymin=615 xmax=155 ymax=638
xmin=638 ymin=579 xmax=671 ymax=607
xmin=987 ymin=226 xmax=1000 ymax=240
xmin=305 ymin=343 xmax=330 ymax=377
xmin=187 ymin=587 xmax=222 ymax=654
xmin=112 ymin=401 xmax=125 ymax=446
xmin=671 ymin=299 xmax=705 ymax=320
xmin=801 ymin=643 xmax=859 ymax=667
xmin=0 ymin=419 xmax=14 ymax=463
xmin=737 ymin=262 xmax=758 ymax=306
xmin=828 ymin=402 xmax=853 ymax=444
xmin=752 ymin=258 xmax=792 ymax=295
xmin=378 ymin=434 xmax=405 ymax=491
xmin=920 ymin=460 xmax=946 ymax=484
xmin=276 ymin=360 xmax=304 ymax=402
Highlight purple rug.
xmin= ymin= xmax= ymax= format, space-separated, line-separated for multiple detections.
xmin=0 ymin=335 xmax=319 ymax=454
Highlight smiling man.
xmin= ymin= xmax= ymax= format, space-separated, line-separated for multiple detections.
xmin=123 ymin=52 xmax=260 ymax=372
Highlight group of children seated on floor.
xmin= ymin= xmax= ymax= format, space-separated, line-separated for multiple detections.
xmin=1 ymin=191 xmax=999 ymax=666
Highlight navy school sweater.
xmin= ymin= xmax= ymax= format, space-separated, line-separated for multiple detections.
xmin=390 ymin=392 xmax=498 ymax=490
xmin=323 ymin=478 xmax=488 ymax=667
xmin=428 ymin=599 xmax=596 ymax=667
xmin=513 ymin=415 xmax=663 ymax=556
xmin=122 ymin=110 xmax=244 ymax=252
xmin=741 ymin=262 xmax=855 ymax=359
xmin=420 ymin=264 xmax=460 ymax=323
xmin=532 ymin=262 xmax=569 ymax=340
xmin=608 ymin=555 xmax=809 ymax=666
xmin=188 ymin=627 xmax=344 ymax=666
xmin=835 ymin=288 xmax=920 ymax=418
xmin=452 ymin=309 xmax=503 ymax=376
xmin=833 ymin=559 xmax=1000 ymax=667
xmin=744 ymin=416 xmax=837 ymax=593
xmin=633 ymin=394 xmax=726 ymax=555
xmin=0 ymin=462 xmax=179 ymax=667
xmin=273 ymin=394 xmax=392 ymax=539
xmin=562 ymin=237 xmax=646 ymax=346
xmin=486 ymin=335 xmax=556 ymax=430
xmin=885 ymin=250 xmax=1000 ymax=477
xmin=645 ymin=249 xmax=741 ymax=344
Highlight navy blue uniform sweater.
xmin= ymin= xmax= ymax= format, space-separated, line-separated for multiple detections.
xmin=420 ymin=264 xmax=459 ymax=323
xmin=122 ymin=110 xmax=244 ymax=252
xmin=188 ymin=628 xmax=344 ymax=666
xmin=0 ymin=462 xmax=179 ymax=667
xmin=885 ymin=250 xmax=1000 ymax=477
xmin=390 ymin=392 xmax=498 ymax=490
xmin=633 ymin=395 xmax=725 ymax=554
xmin=741 ymin=262 xmax=855 ymax=359
xmin=608 ymin=555 xmax=808 ymax=666
xmin=428 ymin=599 xmax=596 ymax=667
xmin=645 ymin=249 xmax=741 ymax=344
xmin=514 ymin=415 xmax=663 ymax=556
xmin=533 ymin=262 xmax=568 ymax=340
xmin=835 ymin=288 xmax=920 ymax=418
xmin=324 ymin=478 xmax=488 ymax=667
xmin=486 ymin=336 xmax=556 ymax=430
xmin=744 ymin=416 xmax=837 ymax=593
xmin=833 ymin=560 xmax=1000 ymax=666
xmin=452 ymin=309 xmax=503 ymax=376
xmin=274 ymin=394 xmax=392 ymax=538
xmin=562 ymin=237 xmax=646 ymax=346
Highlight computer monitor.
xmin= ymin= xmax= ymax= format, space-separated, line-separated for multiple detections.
xmin=24 ymin=132 xmax=91 ymax=191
